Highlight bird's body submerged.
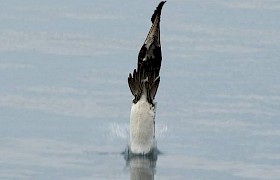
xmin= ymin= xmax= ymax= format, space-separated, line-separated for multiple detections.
xmin=128 ymin=1 xmax=165 ymax=155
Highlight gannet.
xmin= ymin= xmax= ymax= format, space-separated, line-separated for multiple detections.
xmin=128 ymin=1 xmax=166 ymax=155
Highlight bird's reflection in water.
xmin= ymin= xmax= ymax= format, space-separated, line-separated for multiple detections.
xmin=123 ymin=147 xmax=158 ymax=180
xmin=126 ymin=155 xmax=157 ymax=180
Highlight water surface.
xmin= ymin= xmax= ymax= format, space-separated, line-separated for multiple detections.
xmin=0 ymin=0 xmax=280 ymax=179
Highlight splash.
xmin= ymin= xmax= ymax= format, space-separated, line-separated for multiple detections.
xmin=108 ymin=122 xmax=168 ymax=140
xmin=108 ymin=123 xmax=129 ymax=140
xmin=155 ymin=123 xmax=169 ymax=139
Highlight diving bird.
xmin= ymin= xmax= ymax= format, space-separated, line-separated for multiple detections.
xmin=128 ymin=1 xmax=166 ymax=155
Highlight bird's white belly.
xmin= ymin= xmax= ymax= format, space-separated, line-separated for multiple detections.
xmin=130 ymin=97 xmax=155 ymax=154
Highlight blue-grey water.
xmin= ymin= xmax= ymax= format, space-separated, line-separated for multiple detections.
xmin=0 ymin=0 xmax=280 ymax=179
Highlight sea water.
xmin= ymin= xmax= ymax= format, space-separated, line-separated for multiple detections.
xmin=0 ymin=0 xmax=280 ymax=179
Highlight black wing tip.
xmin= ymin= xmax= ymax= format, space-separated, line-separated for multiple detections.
xmin=151 ymin=1 xmax=166 ymax=23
